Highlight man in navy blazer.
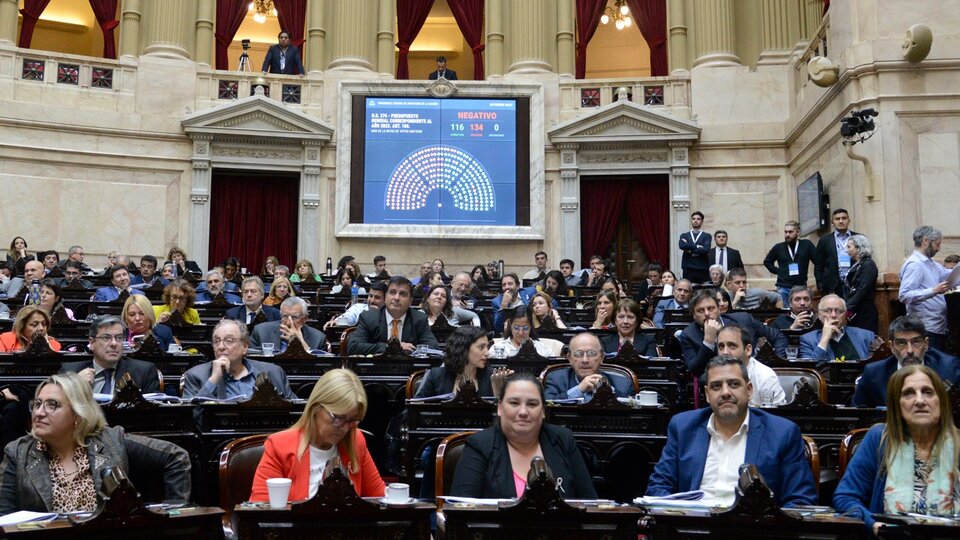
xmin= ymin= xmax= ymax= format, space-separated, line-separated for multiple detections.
xmin=679 ymin=290 xmax=787 ymax=377
xmin=250 ymin=297 xmax=326 ymax=352
xmin=545 ymin=333 xmax=633 ymax=402
xmin=679 ymin=211 xmax=712 ymax=283
xmin=646 ymin=355 xmax=817 ymax=507
xmin=93 ymin=266 xmax=145 ymax=302
xmin=260 ymin=31 xmax=304 ymax=75
xmin=852 ymin=315 xmax=960 ymax=406
xmin=224 ymin=276 xmax=281 ymax=325
xmin=347 ymin=276 xmax=438 ymax=355
xmin=60 ymin=317 xmax=160 ymax=395
xmin=652 ymin=279 xmax=692 ymax=328
xmin=799 ymin=294 xmax=875 ymax=362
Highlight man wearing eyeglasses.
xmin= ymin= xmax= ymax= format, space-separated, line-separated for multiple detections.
xmin=851 ymin=315 xmax=960 ymax=407
xmin=250 ymin=297 xmax=326 ymax=352
xmin=196 ymin=270 xmax=241 ymax=304
xmin=60 ymin=316 xmax=160 ymax=395
xmin=798 ymin=294 xmax=875 ymax=362
xmin=183 ymin=319 xmax=296 ymax=400
xmin=544 ymin=333 xmax=632 ymax=402
xmin=56 ymin=260 xmax=93 ymax=289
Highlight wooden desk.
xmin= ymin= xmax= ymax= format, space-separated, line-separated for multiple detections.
xmin=234 ymin=500 xmax=433 ymax=539
xmin=441 ymin=502 xmax=641 ymax=539
xmin=637 ymin=506 xmax=864 ymax=539
xmin=1 ymin=507 xmax=224 ymax=540
xmin=875 ymin=513 xmax=960 ymax=539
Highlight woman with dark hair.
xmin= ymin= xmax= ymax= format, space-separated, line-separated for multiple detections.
xmin=540 ymin=270 xmax=571 ymax=298
xmin=528 ymin=292 xmax=565 ymax=330
xmin=164 ymin=246 xmax=202 ymax=277
xmin=590 ymin=290 xmax=618 ymax=330
xmin=470 ymin=265 xmax=490 ymax=287
xmin=0 ymin=306 xmax=61 ymax=352
xmin=834 ymin=365 xmax=960 ymax=536
xmin=844 ymin=234 xmax=879 ymax=334
xmin=38 ymin=279 xmax=75 ymax=321
xmin=600 ymin=275 xmax=628 ymax=298
xmin=413 ymin=271 xmax=444 ymax=297
xmin=416 ymin=326 xmax=495 ymax=398
xmin=450 ymin=372 xmax=596 ymax=499
xmin=154 ymin=279 xmax=200 ymax=325
xmin=715 ymin=288 xmax=732 ymax=314
xmin=491 ymin=306 xmax=553 ymax=357
xmin=331 ymin=270 xmax=366 ymax=296
xmin=262 ymin=256 xmax=280 ymax=277
xmin=419 ymin=286 xmax=458 ymax=327
xmin=222 ymin=257 xmax=242 ymax=284
xmin=432 ymin=258 xmax=449 ymax=280
xmin=5 ymin=237 xmax=32 ymax=272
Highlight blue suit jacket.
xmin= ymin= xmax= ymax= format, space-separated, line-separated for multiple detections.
xmin=799 ymin=326 xmax=874 ymax=361
xmin=646 ymin=408 xmax=817 ymax=507
xmin=543 ymin=366 xmax=633 ymax=402
xmin=851 ymin=348 xmax=960 ymax=406
xmin=653 ymin=298 xmax=688 ymax=328
xmin=224 ymin=305 xmax=281 ymax=324
xmin=195 ymin=291 xmax=242 ymax=304
xmin=261 ymin=44 xmax=304 ymax=74
xmin=92 ymin=287 xmax=144 ymax=302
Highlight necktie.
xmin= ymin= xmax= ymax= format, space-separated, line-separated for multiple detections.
xmin=247 ymin=311 xmax=254 ymax=324
xmin=719 ymin=248 xmax=725 ymax=270
xmin=390 ymin=319 xmax=400 ymax=340
xmin=101 ymin=368 xmax=115 ymax=395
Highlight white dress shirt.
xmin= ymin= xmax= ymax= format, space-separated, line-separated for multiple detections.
xmin=699 ymin=411 xmax=750 ymax=506
xmin=746 ymin=357 xmax=787 ymax=407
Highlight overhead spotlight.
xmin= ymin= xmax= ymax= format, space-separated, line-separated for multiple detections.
xmin=902 ymin=23 xmax=933 ymax=63
xmin=807 ymin=56 xmax=839 ymax=87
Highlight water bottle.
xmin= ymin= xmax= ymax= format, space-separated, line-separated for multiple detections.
xmin=28 ymin=280 xmax=41 ymax=305
xmin=498 ymin=259 xmax=505 ymax=279
xmin=351 ymin=283 xmax=359 ymax=305
xmin=326 ymin=258 xmax=333 ymax=276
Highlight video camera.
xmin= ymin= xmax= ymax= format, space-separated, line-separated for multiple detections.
xmin=840 ymin=108 xmax=877 ymax=137
xmin=241 ymin=39 xmax=251 ymax=51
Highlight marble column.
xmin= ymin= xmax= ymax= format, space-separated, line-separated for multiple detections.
xmin=667 ymin=0 xmax=689 ymax=73
xmin=305 ymin=0 xmax=326 ymax=72
xmin=376 ymin=0 xmax=394 ymax=76
xmin=557 ymin=144 xmax=581 ymax=263
xmin=118 ymin=0 xmax=142 ymax=59
xmin=328 ymin=0 xmax=375 ymax=71
xmin=507 ymin=0 xmax=552 ymax=73
xmin=485 ymin=0 xmax=504 ymax=79
xmin=803 ymin=0 xmax=824 ymax=39
xmin=556 ymin=0 xmax=574 ymax=79
xmin=141 ymin=0 xmax=192 ymax=59
xmin=669 ymin=144 xmax=692 ymax=272
xmin=194 ymin=0 xmax=214 ymax=66
xmin=189 ymin=136 xmax=213 ymax=270
xmin=0 ymin=0 xmax=18 ymax=44
xmin=692 ymin=0 xmax=740 ymax=67
xmin=758 ymin=0 xmax=800 ymax=65
xmin=299 ymin=142 xmax=323 ymax=264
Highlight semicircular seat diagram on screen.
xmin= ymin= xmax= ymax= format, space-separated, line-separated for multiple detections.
xmin=362 ymin=97 xmax=518 ymax=226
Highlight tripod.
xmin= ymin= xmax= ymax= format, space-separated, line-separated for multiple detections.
xmin=238 ymin=51 xmax=250 ymax=72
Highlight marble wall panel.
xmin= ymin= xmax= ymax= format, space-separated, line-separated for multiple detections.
xmin=918 ymin=132 xmax=960 ymax=234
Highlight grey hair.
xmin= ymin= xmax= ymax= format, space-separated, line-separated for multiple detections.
xmin=205 ymin=269 xmax=223 ymax=281
xmin=213 ymin=318 xmax=250 ymax=344
xmin=847 ymin=234 xmax=872 ymax=259
xmin=913 ymin=225 xmax=942 ymax=247
xmin=68 ymin=245 xmax=83 ymax=255
xmin=241 ymin=276 xmax=265 ymax=294
xmin=280 ymin=295 xmax=310 ymax=316
xmin=818 ymin=293 xmax=847 ymax=311
xmin=708 ymin=264 xmax=724 ymax=274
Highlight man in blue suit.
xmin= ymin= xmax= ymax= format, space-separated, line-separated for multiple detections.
xmin=678 ymin=211 xmax=712 ymax=283
xmin=652 ymin=279 xmax=692 ymax=327
xmin=261 ymin=31 xmax=304 ymax=75
xmin=544 ymin=333 xmax=633 ymax=402
xmin=852 ymin=315 xmax=960 ymax=406
xmin=92 ymin=266 xmax=145 ymax=302
xmin=678 ymin=290 xmax=788 ymax=377
xmin=195 ymin=270 xmax=241 ymax=304
xmin=646 ymin=355 xmax=817 ymax=507
xmin=224 ymin=276 xmax=281 ymax=325
xmin=799 ymin=294 xmax=875 ymax=362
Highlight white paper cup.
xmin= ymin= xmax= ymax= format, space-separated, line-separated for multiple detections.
xmin=262 ymin=343 xmax=275 ymax=356
xmin=166 ymin=343 xmax=182 ymax=353
xmin=266 ymin=478 xmax=292 ymax=509
xmin=385 ymin=482 xmax=409 ymax=503
xmin=636 ymin=390 xmax=659 ymax=406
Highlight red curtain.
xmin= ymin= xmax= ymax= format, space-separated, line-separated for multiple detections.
xmin=88 ymin=0 xmax=119 ymax=59
xmin=17 ymin=0 xmax=51 ymax=49
xmin=395 ymin=0 xmax=435 ymax=79
xmin=575 ymin=0 xmax=606 ymax=79
xmin=625 ymin=176 xmax=670 ymax=267
xmin=627 ymin=0 xmax=668 ymax=76
xmin=447 ymin=0 xmax=484 ymax=80
xmin=209 ymin=173 xmax=300 ymax=271
xmin=214 ymin=0 xmax=249 ymax=70
xmin=579 ymin=182 xmax=629 ymax=268
xmin=273 ymin=0 xmax=307 ymax=58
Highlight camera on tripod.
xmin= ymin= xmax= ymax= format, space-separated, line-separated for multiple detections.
xmin=840 ymin=109 xmax=878 ymax=137
xmin=241 ymin=39 xmax=251 ymax=51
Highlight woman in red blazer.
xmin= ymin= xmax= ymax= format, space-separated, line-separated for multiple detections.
xmin=250 ymin=369 xmax=385 ymax=502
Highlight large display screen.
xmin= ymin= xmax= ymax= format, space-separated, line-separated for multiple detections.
xmin=353 ymin=96 xmax=527 ymax=226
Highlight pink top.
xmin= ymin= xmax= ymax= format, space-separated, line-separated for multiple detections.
xmin=513 ymin=470 xmax=526 ymax=498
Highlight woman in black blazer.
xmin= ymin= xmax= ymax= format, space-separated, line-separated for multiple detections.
xmin=600 ymin=298 xmax=658 ymax=355
xmin=450 ymin=372 xmax=596 ymax=499
xmin=844 ymin=234 xmax=879 ymax=334
xmin=415 ymin=326 xmax=495 ymax=398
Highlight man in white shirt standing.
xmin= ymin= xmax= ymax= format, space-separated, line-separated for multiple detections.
xmin=715 ymin=324 xmax=786 ymax=407
xmin=898 ymin=225 xmax=951 ymax=351
xmin=645 ymin=356 xmax=816 ymax=507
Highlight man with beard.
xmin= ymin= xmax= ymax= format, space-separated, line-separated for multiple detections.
xmin=645 ymin=355 xmax=816 ymax=507
xmin=898 ymin=225 xmax=952 ymax=351
xmin=851 ymin=315 xmax=960 ymax=407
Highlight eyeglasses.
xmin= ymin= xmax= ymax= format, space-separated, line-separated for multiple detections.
xmin=170 ymin=294 xmax=187 ymax=301
xmin=893 ymin=337 xmax=925 ymax=349
xmin=93 ymin=334 xmax=125 ymax=344
xmin=327 ymin=409 xmax=361 ymax=428
xmin=571 ymin=349 xmax=602 ymax=359
xmin=282 ymin=313 xmax=306 ymax=320
xmin=213 ymin=337 xmax=241 ymax=346
xmin=818 ymin=308 xmax=845 ymax=315
xmin=511 ymin=324 xmax=530 ymax=332
xmin=29 ymin=398 xmax=62 ymax=415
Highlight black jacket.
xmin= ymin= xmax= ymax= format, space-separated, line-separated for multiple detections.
xmin=415 ymin=364 xmax=495 ymax=398
xmin=814 ymin=230 xmax=858 ymax=294
xmin=707 ymin=246 xmax=744 ymax=270
xmin=60 ymin=357 xmax=161 ymax=394
xmin=763 ymin=239 xmax=816 ymax=288
xmin=844 ymin=256 xmax=878 ymax=333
